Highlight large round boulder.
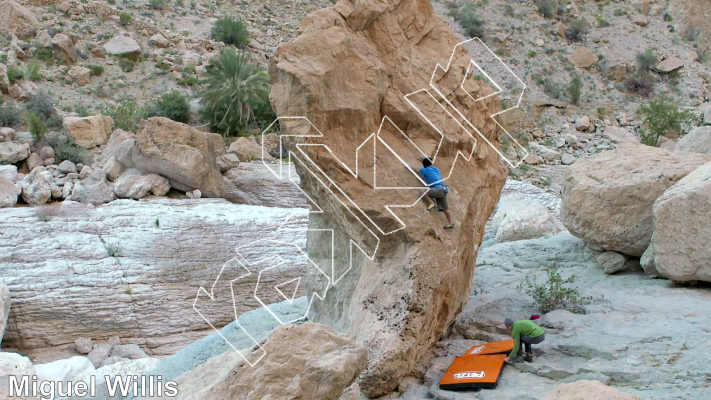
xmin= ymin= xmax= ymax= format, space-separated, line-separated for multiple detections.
xmin=0 ymin=0 xmax=40 ymax=40
xmin=492 ymin=194 xmax=564 ymax=242
xmin=561 ymin=143 xmax=709 ymax=256
xmin=676 ymin=126 xmax=711 ymax=157
xmin=63 ymin=115 xmax=114 ymax=148
xmin=650 ymin=161 xmax=711 ymax=282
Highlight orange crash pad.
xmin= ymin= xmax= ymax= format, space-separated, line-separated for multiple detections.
xmin=439 ymin=354 xmax=507 ymax=391
xmin=465 ymin=339 xmax=514 ymax=356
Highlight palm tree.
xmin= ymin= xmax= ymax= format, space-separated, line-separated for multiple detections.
xmin=199 ymin=48 xmax=270 ymax=137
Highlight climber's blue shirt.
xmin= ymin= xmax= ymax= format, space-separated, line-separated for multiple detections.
xmin=419 ymin=166 xmax=444 ymax=188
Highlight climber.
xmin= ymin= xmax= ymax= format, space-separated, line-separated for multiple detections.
xmin=409 ymin=157 xmax=454 ymax=230
xmin=503 ymin=317 xmax=545 ymax=363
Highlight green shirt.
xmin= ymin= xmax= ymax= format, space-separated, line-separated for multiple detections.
xmin=508 ymin=320 xmax=545 ymax=358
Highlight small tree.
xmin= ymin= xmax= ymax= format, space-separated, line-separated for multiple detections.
xmin=199 ymin=48 xmax=270 ymax=136
xmin=636 ymin=49 xmax=657 ymax=71
xmin=105 ymin=98 xmax=144 ymax=131
xmin=517 ymin=267 xmax=592 ymax=313
xmin=119 ymin=12 xmax=132 ymax=26
xmin=534 ymin=0 xmax=557 ymax=18
xmin=452 ymin=3 xmax=486 ymax=38
xmin=210 ymin=17 xmax=250 ymax=47
xmin=639 ymin=95 xmax=694 ymax=146
xmin=567 ymin=75 xmax=583 ymax=105
xmin=566 ymin=18 xmax=589 ymax=42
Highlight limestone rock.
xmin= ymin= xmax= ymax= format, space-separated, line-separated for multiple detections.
xmin=603 ymin=126 xmax=638 ymax=143
xmin=227 ymin=136 xmax=274 ymax=161
xmin=67 ymin=65 xmax=90 ymax=86
xmin=70 ymin=169 xmax=115 ymax=205
xmin=0 ymin=165 xmax=18 ymax=182
xmin=107 ymin=336 xmax=121 ymax=346
xmin=87 ymin=344 xmax=112 ymax=368
xmin=26 ymin=152 xmax=43 ymax=171
xmin=223 ymin=162 xmax=307 ymax=208
xmin=39 ymin=146 xmax=54 ymax=160
xmin=0 ymin=176 xmax=20 ymax=207
xmin=654 ymin=56 xmax=684 ymax=73
xmin=64 ymin=115 xmax=114 ymax=148
xmin=542 ymin=380 xmax=643 ymax=400
xmin=0 ymin=199 xmax=309 ymax=355
xmin=0 ymin=283 xmax=9 ymax=343
xmin=633 ymin=14 xmax=649 ymax=27
xmin=52 ymin=33 xmax=77 ymax=64
xmin=34 ymin=30 xmax=52 ymax=48
xmin=640 ymin=245 xmax=657 ymax=277
xmin=216 ymin=153 xmax=240 ymax=172
xmin=702 ymin=104 xmax=711 ymax=125
xmin=569 ymin=48 xmax=596 ymax=68
xmin=19 ymin=167 xmax=51 ymax=205
xmin=165 ymin=323 xmax=367 ymax=400
xmin=270 ymin=0 xmax=507 ymax=395
xmin=111 ymin=343 xmax=149 ymax=359
xmin=100 ymin=356 xmax=127 ymax=368
xmin=75 ymin=337 xmax=93 ymax=354
xmin=492 ymin=194 xmax=564 ymax=242
xmin=8 ymin=80 xmax=37 ymax=100
xmin=149 ymin=33 xmax=169 ymax=48
xmin=103 ymin=35 xmax=142 ymax=58
xmin=0 ymin=352 xmax=35 ymax=398
xmin=113 ymin=170 xmax=170 ymax=199
xmin=561 ymin=143 xmax=709 ymax=256
xmin=102 ymin=129 xmax=135 ymax=162
xmin=0 ymin=63 xmax=9 ymax=93
xmin=35 ymin=356 xmax=95 ymax=384
xmin=57 ymin=159 xmax=77 ymax=174
xmin=574 ymin=116 xmax=591 ymax=131
xmin=650 ymin=161 xmax=711 ymax=282
xmin=103 ymin=156 xmax=123 ymax=181
xmin=131 ymin=117 xmax=225 ymax=197
xmin=561 ymin=154 xmax=576 ymax=165
xmin=597 ymin=251 xmax=627 ymax=274
xmin=676 ymin=126 xmax=711 ymax=156
xmin=0 ymin=0 xmax=40 ymax=40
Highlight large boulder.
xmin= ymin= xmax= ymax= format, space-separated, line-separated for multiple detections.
xmin=64 ymin=115 xmax=114 ymax=148
xmin=163 ymin=323 xmax=367 ymax=400
xmin=569 ymin=47 xmax=596 ymax=68
xmin=130 ymin=117 xmax=225 ymax=197
xmin=676 ymin=126 xmax=711 ymax=156
xmin=492 ymin=193 xmax=564 ymax=242
xmin=0 ymin=176 xmax=20 ymax=207
xmin=0 ymin=0 xmax=40 ymax=40
xmin=70 ymin=169 xmax=115 ymax=205
xmin=270 ymin=0 xmax=507 ymax=395
xmin=19 ymin=167 xmax=51 ymax=205
xmin=52 ymin=33 xmax=77 ymax=65
xmin=223 ymin=162 xmax=308 ymax=208
xmin=561 ymin=143 xmax=709 ymax=256
xmin=0 ymin=283 xmax=9 ymax=344
xmin=103 ymin=35 xmax=142 ymax=58
xmin=0 ymin=352 xmax=35 ymax=398
xmin=0 ymin=165 xmax=18 ymax=182
xmin=227 ymin=137 xmax=274 ymax=161
xmin=113 ymin=169 xmax=170 ymax=199
xmin=0 ymin=141 xmax=30 ymax=164
xmin=35 ymin=356 xmax=95 ymax=384
xmin=650 ymin=161 xmax=711 ymax=282
xmin=542 ymin=380 xmax=643 ymax=400
xmin=102 ymin=129 xmax=135 ymax=162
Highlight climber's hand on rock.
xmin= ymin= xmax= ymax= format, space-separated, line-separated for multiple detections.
xmin=504 ymin=357 xmax=511 ymax=363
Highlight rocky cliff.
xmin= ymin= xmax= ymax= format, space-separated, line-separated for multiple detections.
xmin=270 ymin=0 xmax=508 ymax=395
xmin=0 ymin=199 xmax=308 ymax=355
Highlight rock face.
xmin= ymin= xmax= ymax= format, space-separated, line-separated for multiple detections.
xmin=650 ymin=161 xmax=711 ymax=282
xmin=0 ymin=199 xmax=309 ymax=355
xmin=52 ymin=33 xmax=77 ymax=65
xmin=0 ymin=140 xmax=30 ymax=164
xmin=542 ymin=380 xmax=643 ymax=400
xmin=0 ymin=176 xmax=20 ymax=208
xmin=64 ymin=115 xmax=114 ymax=148
xmin=0 ymin=0 xmax=40 ymax=40
xmin=155 ymin=323 xmax=367 ymax=400
xmin=561 ymin=143 xmax=709 ymax=256
xmin=130 ymin=117 xmax=225 ymax=197
xmin=676 ymin=126 xmax=711 ymax=156
xmin=270 ymin=0 xmax=507 ymax=395
xmin=492 ymin=194 xmax=564 ymax=242
xmin=0 ymin=283 xmax=9 ymax=344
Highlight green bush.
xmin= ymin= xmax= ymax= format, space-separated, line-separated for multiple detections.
xmin=624 ymin=72 xmax=655 ymax=97
xmin=0 ymin=100 xmax=24 ymax=128
xmin=177 ymin=76 xmax=199 ymax=86
xmin=25 ymin=91 xmax=62 ymax=128
xmin=24 ymin=112 xmax=48 ymax=142
xmin=119 ymin=58 xmax=135 ymax=72
xmin=27 ymin=61 xmax=42 ymax=81
xmin=55 ymin=139 xmax=92 ymax=164
xmin=152 ymin=91 xmax=190 ymax=123
xmin=565 ymin=18 xmax=589 ymax=42
xmin=635 ymin=49 xmax=656 ymax=71
xmin=149 ymin=0 xmax=165 ymax=9
xmin=34 ymin=47 xmax=54 ymax=66
xmin=210 ymin=17 xmax=250 ymax=47
xmin=199 ymin=48 xmax=270 ymax=136
xmin=639 ymin=95 xmax=694 ymax=147
xmin=7 ymin=67 xmax=24 ymax=83
xmin=595 ymin=15 xmax=611 ymax=27
xmin=516 ymin=267 xmax=592 ymax=313
xmin=504 ymin=4 xmax=515 ymax=17
xmin=451 ymin=3 xmax=485 ymax=38
xmin=119 ymin=12 xmax=132 ymax=26
xmin=105 ymin=98 xmax=144 ymax=131
xmin=567 ymin=75 xmax=583 ymax=105
xmin=534 ymin=0 xmax=557 ymax=18
xmin=88 ymin=64 xmax=104 ymax=76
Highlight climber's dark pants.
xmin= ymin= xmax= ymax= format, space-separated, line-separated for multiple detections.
xmin=518 ymin=334 xmax=545 ymax=355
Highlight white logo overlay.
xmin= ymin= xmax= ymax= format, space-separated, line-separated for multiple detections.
xmin=469 ymin=345 xmax=485 ymax=354
xmin=193 ymin=38 xmax=527 ymax=367
xmin=453 ymin=371 xmax=486 ymax=380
